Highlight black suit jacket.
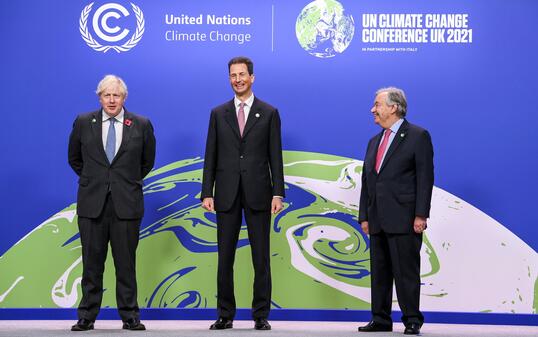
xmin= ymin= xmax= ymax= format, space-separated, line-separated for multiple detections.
xmin=201 ymin=97 xmax=285 ymax=212
xmin=359 ymin=120 xmax=434 ymax=234
xmin=68 ymin=109 xmax=156 ymax=219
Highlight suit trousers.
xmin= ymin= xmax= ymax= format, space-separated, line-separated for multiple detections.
xmin=369 ymin=230 xmax=423 ymax=326
xmin=77 ymin=193 xmax=141 ymax=322
xmin=216 ymin=185 xmax=272 ymax=320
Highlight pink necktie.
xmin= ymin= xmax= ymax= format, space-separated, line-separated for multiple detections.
xmin=238 ymin=102 xmax=246 ymax=136
xmin=375 ymin=129 xmax=392 ymax=173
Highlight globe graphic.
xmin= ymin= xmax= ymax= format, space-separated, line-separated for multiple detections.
xmin=0 ymin=151 xmax=373 ymax=309
xmin=296 ymin=0 xmax=355 ymax=58
xmin=1 ymin=151 xmax=536 ymax=314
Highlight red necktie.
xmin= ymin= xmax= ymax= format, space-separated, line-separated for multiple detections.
xmin=237 ymin=102 xmax=246 ymax=136
xmin=375 ymin=129 xmax=392 ymax=173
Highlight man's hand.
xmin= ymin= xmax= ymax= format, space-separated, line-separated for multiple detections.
xmin=361 ymin=221 xmax=369 ymax=235
xmin=271 ymin=197 xmax=283 ymax=214
xmin=414 ymin=216 xmax=428 ymax=233
xmin=202 ymin=197 xmax=215 ymax=212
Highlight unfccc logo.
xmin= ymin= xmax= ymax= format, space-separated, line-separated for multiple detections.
xmin=79 ymin=2 xmax=145 ymax=53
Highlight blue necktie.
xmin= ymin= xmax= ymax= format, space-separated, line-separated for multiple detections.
xmin=105 ymin=118 xmax=116 ymax=163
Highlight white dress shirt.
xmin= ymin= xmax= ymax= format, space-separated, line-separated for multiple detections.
xmin=102 ymin=109 xmax=124 ymax=156
xmin=234 ymin=93 xmax=255 ymax=121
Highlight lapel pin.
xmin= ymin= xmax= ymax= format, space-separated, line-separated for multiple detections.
xmin=400 ymin=133 xmax=405 ymax=137
xmin=91 ymin=118 xmax=96 ymax=123
xmin=255 ymin=113 xmax=260 ymax=118
xmin=124 ymin=119 xmax=132 ymax=127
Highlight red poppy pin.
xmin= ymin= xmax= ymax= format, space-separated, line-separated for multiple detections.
xmin=124 ymin=119 xmax=133 ymax=127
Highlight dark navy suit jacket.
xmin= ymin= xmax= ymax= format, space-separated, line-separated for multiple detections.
xmin=201 ymin=97 xmax=285 ymax=212
xmin=359 ymin=119 xmax=434 ymax=234
xmin=68 ymin=109 xmax=156 ymax=219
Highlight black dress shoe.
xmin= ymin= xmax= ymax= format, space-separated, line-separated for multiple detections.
xmin=122 ymin=318 xmax=146 ymax=331
xmin=358 ymin=321 xmax=392 ymax=332
xmin=209 ymin=317 xmax=233 ymax=330
xmin=71 ymin=318 xmax=94 ymax=331
xmin=254 ymin=318 xmax=271 ymax=330
xmin=404 ymin=323 xmax=421 ymax=335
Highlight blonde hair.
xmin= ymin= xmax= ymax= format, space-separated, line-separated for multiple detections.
xmin=96 ymin=75 xmax=128 ymax=97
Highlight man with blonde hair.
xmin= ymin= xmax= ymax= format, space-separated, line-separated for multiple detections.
xmin=68 ymin=75 xmax=155 ymax=331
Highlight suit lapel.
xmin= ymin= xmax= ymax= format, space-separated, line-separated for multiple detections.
xmin=242 ymin=97 xmax=262 ymax=139
xmin=91 ymin=110 xmax=109 ymax=164
xmin=224 ymin=100 xmax=241 ymax=139
xmin=378 ymin=119 xmax=409 ymax=173
xmin=113 ymin=110 xmax=133 ymax=164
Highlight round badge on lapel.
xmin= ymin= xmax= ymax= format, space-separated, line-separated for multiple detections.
xmin=255 ymin=113 xmax=260 ymax=118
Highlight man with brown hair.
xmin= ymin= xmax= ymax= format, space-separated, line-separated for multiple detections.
xmin=201 ymin=57 xmax=285 ymax=331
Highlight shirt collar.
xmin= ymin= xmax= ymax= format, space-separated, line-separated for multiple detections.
xmin=102 ymin=108 xmax=125 ymax=123
xmin=234 ymin=93 xmax=254 ymax=109
xmin=388 ymin=118 xmax=404 ymax=134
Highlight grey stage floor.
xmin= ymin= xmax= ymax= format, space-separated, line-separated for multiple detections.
xmin=0 ymin=320 xmax=537 ymax=337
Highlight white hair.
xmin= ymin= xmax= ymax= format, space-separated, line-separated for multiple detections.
xmin=376 ymin=86 xmax=407 ymax=117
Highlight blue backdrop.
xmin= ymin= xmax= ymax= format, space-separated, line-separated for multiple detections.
xmin=0 ymin=0 xmax=537 ymax=321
